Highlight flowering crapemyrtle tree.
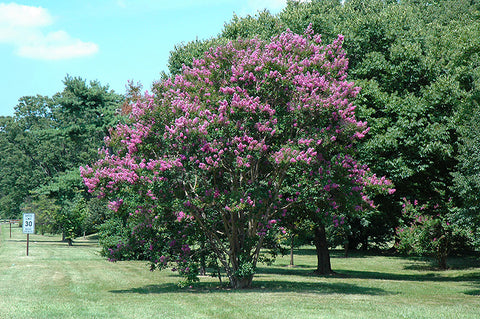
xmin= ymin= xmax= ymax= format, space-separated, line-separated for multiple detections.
xmin=81 ymin=26 xmax=394 ymax=288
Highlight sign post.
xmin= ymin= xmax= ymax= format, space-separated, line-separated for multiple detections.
xmin=9 ymin=219 xmax=20 ymax=238
xmin=22 ymin=213 xmax=35 ymax=256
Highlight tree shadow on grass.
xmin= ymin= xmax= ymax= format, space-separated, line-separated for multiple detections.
xmin=294 ymin=248 xmax=352 ymax=258
xmin=110 ymin=259 xmax=480 ymax=296
xmin=256 ymin=263 xmax=480 ymax=283
xmin=110 ymin=280 xmax=393 ymax=295
xmin=402 ymin=254 xmax=480 ymax=271
xmin=256 ymin=265 xmax=314 ymax=277
xmin=464 ymin=289 xmax=480 ymax=296
xmin=294 ymin=248 xmax=388 ymax=258
xmin=335 ymin=269 xmax=480 ymax=283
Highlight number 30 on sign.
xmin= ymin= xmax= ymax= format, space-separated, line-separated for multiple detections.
xmin=23 ymin=213 xmax=35 ymax=234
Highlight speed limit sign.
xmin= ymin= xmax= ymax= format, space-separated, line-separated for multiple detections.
xmin=23 ymin=213 xmax=35 ymax=234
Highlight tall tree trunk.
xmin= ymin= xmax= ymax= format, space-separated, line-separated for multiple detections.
xmin=289 ymin=234 xmax=295 ymax=267
xmin=437 ymin=233 xmax=449 ymax=270
xmin=313 ymin=224 xmax=334 ymax=275
xmin=438 ymin=254 xmax=447 ymax=270
xmin=199 ymin=240 xmax=206 ymax=276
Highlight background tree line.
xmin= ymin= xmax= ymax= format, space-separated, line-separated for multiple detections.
xmin=169 ymin=0 xmax=480 ymax=254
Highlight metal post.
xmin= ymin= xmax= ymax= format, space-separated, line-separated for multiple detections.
xmin=10 ymin=221 xmax=12 ymax=238
xmin=26 ymin=233 xmax=29 ymax=256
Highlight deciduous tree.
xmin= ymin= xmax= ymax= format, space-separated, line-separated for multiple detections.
xmin=82 ymin=28 xmax=393 ymax=288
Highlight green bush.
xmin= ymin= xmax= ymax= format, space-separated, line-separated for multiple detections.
xmin=396 ymin=199 xmax=474 ymax=269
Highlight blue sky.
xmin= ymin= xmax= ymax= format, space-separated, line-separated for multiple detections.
xmin=0 ymin=0 xmax=289 ymax=117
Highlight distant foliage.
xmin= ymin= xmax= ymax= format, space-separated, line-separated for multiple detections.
xmin=396 ymin=198 xmax=474 ymax=269
xmin=0 ymin=77 xmax=123 ymax=244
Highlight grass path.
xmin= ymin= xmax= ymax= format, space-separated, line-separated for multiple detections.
xmin=0 ymin=223 xmax=479 ymax=319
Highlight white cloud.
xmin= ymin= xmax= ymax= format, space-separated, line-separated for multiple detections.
xmin=0 ymin=2 xmax=98 ymax=60
xmin=17 ymin=30 xmax=99 ymax=60
xmin=0 ymin=3 xmax=52 ymax=27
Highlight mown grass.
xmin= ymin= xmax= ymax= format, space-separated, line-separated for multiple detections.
xmin=1 ymin=223 xmax=479 ymax=319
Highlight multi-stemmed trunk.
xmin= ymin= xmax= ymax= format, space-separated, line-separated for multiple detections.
xmin=222 ymin=250 xmax=256 ymax=289
xmin=203 ymin=220 xmax=262 ymax=289
xmin=228 ymin=274 xmax=254 ymax=289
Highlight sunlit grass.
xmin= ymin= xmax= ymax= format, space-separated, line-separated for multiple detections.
xmin=1 ymin=223 xmax=479 ymax=318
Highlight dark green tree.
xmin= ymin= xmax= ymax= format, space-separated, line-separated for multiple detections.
xmin=0 ymin=96 xmax=57 ymax=218
xmin=0 ymin=76 xmax=123 ymax=243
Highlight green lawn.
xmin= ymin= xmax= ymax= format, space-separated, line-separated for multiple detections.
xmin=0 ymin=223 xmax=479 ymax=319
